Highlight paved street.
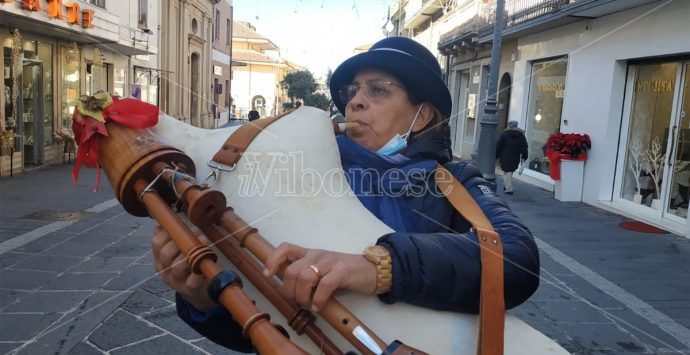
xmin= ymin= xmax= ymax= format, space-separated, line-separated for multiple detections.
xmin=1 ymin=163 xmax=689 ymax=354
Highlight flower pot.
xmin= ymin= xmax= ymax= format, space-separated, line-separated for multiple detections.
xmin=633 ymin=193 xmax=643 ymax=204
xmin=554 ymin=158 xmax=585 ymax=202
xmin=560 ymin=152 xmax=587 ymax=161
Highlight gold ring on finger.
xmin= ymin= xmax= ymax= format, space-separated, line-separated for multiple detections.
xmin=308 ymin=264 xmax=320 ymax=278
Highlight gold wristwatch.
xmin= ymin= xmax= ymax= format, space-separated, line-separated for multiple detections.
xmin=363 ymin=245 xmax=392 ymax=294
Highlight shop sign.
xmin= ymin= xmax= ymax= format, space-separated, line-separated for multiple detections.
xmin=634 ymin=80 xmax=674 ymax=93
xmin=1 ymin=0 xmax=95 ymax=29
xmin=213 ymin=65 xmax=223 ymax=76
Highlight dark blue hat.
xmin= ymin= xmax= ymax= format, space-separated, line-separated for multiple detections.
xmin=329 ymin=36 xmax=452 ymax=118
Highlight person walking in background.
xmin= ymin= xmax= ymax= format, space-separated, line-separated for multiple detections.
xmin=496 ymin=120 xmax=528 ymax=195
xmin=247 ymin=110 xmax=260 ymax=121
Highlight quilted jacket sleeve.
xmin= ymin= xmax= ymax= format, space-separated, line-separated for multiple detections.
xmin=377 ymin=162 xmax=540 ymax=313
xmin=176 ymin=293 xmax=254 ymax=352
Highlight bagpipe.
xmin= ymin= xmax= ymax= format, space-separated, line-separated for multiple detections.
xmin=71 ymin=93 xmax=568 ymax=354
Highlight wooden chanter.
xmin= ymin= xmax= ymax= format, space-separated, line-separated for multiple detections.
xmin=97 ymin=122 xmax=424 ymax=355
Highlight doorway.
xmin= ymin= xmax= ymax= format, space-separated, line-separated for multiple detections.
xmin=21 ymin=59 xmax=45 ymax=166
xmin=497 ymin=72 xmax=512 ymax=133
xmin=615 ymin=60 xmax=690 ymax=224
xmin=452 ymin=70 xmax=470 ymax=156
xmin=190 ymin=52 xmax=200 ymax=125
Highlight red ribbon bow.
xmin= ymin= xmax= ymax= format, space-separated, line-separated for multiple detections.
xmin=71 ymin=96 xmax=159 ymax=191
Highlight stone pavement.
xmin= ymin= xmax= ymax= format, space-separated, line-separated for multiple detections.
xmin=0 ymin=163 xmax=689 ymax=354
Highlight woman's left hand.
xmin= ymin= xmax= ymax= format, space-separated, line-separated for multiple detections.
xmin=263 ymin=242 xmax=377 ymax=312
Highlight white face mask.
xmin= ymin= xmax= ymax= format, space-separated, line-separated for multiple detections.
xmin=377 ymin=104 xmax=424 ymax=156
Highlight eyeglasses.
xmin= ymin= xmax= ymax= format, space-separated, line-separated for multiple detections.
xmin=338 ymin=80 xmax=405 ymax=105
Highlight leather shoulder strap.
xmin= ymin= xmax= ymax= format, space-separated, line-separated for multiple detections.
xmin=211 ymin=112 xmax=290 ymax=167
xmin=434 ymin=164 xmax=505 ymax=355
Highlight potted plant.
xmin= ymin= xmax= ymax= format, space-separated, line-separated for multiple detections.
xmin=545 ymin=132 xmax=591 ymax=181
xmin=546 ymin=132 xmax=591 ymax=160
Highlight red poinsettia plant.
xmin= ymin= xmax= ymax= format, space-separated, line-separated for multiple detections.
xmin=545 ymin=132 xmax=591 ymax=180
xmin=546 ymin=132 xmax=591 ymax=158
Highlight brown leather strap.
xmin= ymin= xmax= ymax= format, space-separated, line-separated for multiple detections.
xmin=211 ymin=112 xmax=290 ymax=167
xmin=435 ymin=164 xmax=505 ymax=355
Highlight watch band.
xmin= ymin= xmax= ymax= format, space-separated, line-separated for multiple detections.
xmin=363 ymin=245 xmax=392 ymax=294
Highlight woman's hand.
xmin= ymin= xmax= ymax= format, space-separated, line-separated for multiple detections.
xmin=263 ymin=242 xmax=377 ymax=312
xmin=152 ymin=225 xmax=215 ymax=312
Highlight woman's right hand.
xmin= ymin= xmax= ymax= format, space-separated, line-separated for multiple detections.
xmin=152 ymin=225 xmax=215 ymax=312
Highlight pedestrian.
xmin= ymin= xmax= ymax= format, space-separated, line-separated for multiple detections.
xmin=247 ymin=110 xmax=260 ymax=121
xmin=496 ymin=120 xmax=528 ymax=195
xmin=152 ymin=36 xmax=539 ymax=352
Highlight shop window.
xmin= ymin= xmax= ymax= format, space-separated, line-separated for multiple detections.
xmin=620 ymin=62 xmax=680 ymax=207
xmin=3 ymin=37 xmax=21 ymax=153
xmin=85 ymin=62 xmax=109 ymax=97
xmin=62 ymin=43 xmax=80 ymax=132
xmin=114 ymin=67 xmax=126 ymax=97
xmin=525 ymin=57 xmax=568 ymax=175
xmin=38 ymin=42 xmax=54 ymax=146
xmin=134 ymin=66 xmax=159 ymax=105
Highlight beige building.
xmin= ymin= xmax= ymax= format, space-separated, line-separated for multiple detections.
xmin=159 ymin=0 xmax=215 ymax=128
xmin=231 ymin=21 xmax=300 ymax=119
xmin=211 ymin=0 xmax=234 ymax=127
xmin=0 ymin=0 xmax=159 ymax=176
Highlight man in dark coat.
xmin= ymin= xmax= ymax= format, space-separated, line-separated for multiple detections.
xmin=496 ymin=120 xmax=528 ymax=195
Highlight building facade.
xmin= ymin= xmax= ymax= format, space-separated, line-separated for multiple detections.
xmin=211 ymin=0 xmax=233 ymax=127
xmin=388 ymin=0 xmax=500 ymax=160
xmin=416 ymin=0 xmax=690 ymax=235
xmin=159 ymin=0 xmax=215 ymax=128
xmin=231 ymin=21 xmax=299 ymax=119
xmin=0 ymin=0 xmax=158 ymax=176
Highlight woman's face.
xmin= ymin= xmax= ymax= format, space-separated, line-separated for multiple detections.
xmin=343 ymin=69 xmax=431 ymax=151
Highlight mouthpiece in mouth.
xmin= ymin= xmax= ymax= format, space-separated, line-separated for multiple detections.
xmin=337 ymin=122 xmax=360 ymax=133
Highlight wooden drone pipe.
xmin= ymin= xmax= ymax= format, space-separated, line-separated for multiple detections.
xmin=203 ymin=225 xmax=343 ymax=355
xmin=153 ymin=165 xmax=387 ymax=354
xmin=217 ymin=209 xmax=388 ymax=355
xmin=153 ymin=164 xmax=343 ymax=355
xmin=133 ymin=179 xmax=308 ymax=355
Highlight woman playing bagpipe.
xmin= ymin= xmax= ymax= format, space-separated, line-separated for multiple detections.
xmin=151 ymin=37 xmax=541 ymax=353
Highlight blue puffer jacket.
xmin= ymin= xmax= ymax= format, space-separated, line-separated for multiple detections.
xmin=176 ymin=123 xmax=540 ymax=351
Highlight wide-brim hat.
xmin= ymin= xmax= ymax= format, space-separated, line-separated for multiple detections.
xmin=329 ymin=36 xmax=452 ymax=118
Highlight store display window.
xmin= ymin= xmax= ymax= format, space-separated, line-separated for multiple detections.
xmin=61 ymin=43 xmax=80 ymax=130
xmin=525 ymin=57 xmax=568 ymax=175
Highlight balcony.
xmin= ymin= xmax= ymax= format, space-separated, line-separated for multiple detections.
xmin=439 ymin=0 xmax=659 ymax=51
xmin=404 ymin=0 xmax=447 ymax=30
xmin=478 ymin=0 xmax=659 ymax=42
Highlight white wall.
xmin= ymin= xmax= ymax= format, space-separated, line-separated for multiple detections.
xmin=232 ymin=68 xmax=278 ymax=117
xmin=510 ymin=0 xmax=690 ymax=205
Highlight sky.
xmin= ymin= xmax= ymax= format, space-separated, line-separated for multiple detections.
xmin=232 ymin=0 xmax=394 ymax=79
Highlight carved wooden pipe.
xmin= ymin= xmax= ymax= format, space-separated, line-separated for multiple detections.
xmin=153 ymin=163 xmax=342 ymax=355
xmin=133 ymin=178 xmax=308 ymax=355
xmin=155 ymin=165 xmax=421 ymax=355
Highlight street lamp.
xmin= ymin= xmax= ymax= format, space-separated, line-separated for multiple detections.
xmin=475 ymin=0 xmax=506 ymax=184
xmin=382 ymin=7 xmax=394 ymax=36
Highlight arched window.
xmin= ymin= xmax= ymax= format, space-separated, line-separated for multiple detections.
xmin=252 ymin=95 xmax=266 ymax=117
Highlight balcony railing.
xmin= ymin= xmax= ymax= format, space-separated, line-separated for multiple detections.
xmin=480 ymin=0 xmax=575 ymax=29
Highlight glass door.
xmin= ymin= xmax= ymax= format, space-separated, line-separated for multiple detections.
xmin=663 ymin=62 xmax=690 ymax=221
xmin=21 ymin=59 xmax=44 ymax=166
xmin=616 ymin=61 xmax=686 ymax=222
